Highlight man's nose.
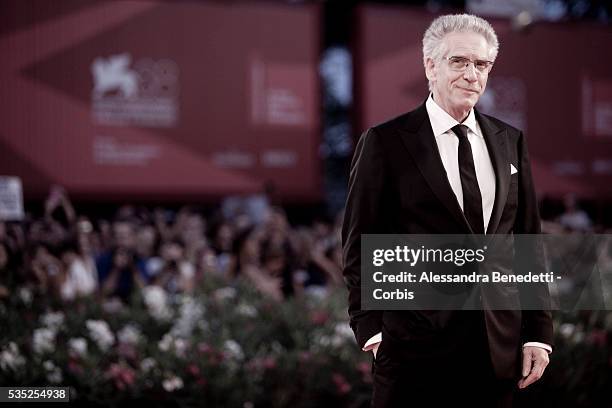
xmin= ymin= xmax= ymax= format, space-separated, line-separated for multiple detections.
xmin=463 ymin=64 xmax=478 ymax=82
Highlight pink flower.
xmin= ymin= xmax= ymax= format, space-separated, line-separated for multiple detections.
xmin=246 ymin=356 xmax=277 ymax=373
xmin=117 ymin=343 xmax=137 ymax=361
xmin=298 ymin=351 xmax=312 ymax=363
xmin=332 ymin=373 xmax=351 ymax=395
xmin=67 ymin=359 xmax=84 ymax=376
xmin=213 ymin=350 xmax=226 ymax=364
xmin=310 ymin=310 xmax=329 ymax=325
xmin=262 ymin=356 xmax=277 ymax=370
xmin=357 ymin=361 xmax=372 ymax=383
xmin=187 ymin=364 xmax=200 ymax=376
xmin=106 ymin=362 xmax=136 ymax=390
xmin=587 ymin=330 xmax=607 ymax=348
xmin=197 ymin=342 xmax=212 ymax=354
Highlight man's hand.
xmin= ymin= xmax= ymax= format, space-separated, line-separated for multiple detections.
xmin=518 ymin=346 xmax=549 ymax=389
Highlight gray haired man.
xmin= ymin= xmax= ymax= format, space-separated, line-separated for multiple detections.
xmin=342 ymin=13 xmax=553 ymax=407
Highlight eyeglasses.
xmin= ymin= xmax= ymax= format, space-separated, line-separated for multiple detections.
xmin=445 ymin=56 xmax=494 ymax=73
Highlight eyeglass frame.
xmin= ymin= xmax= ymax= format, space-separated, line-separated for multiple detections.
xmin=444 ymin=55 xmax=494 ymax=73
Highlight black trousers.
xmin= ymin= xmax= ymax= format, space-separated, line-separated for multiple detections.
xmin=371 ymin=311 xmax=516 ymax=408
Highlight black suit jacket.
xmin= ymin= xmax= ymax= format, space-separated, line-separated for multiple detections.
xmin=341 ymin=101 xmax=553 ymax=379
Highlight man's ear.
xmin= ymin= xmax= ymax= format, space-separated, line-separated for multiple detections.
xmin=424 ymin=57 xmax=436 ymax=83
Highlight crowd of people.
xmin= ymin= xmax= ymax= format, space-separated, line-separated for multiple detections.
xmin=0 ymin=186 xmax=345 ymax=306
xmin=0 ymin=185 xmax=609 ymax=309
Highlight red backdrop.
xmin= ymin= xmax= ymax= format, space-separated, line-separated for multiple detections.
xmin=0 ymin=1 xmax=321 ymax=201
xmin=356 ymin=5 xmax=612 ymax=198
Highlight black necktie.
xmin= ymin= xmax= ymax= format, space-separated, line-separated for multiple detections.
xmin=451 ymin=124 xmax=485 ymax=234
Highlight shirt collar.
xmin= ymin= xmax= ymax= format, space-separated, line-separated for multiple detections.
xmin=425 ymin=94 xmax=481 ymax=138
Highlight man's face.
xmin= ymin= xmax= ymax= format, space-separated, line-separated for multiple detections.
xmin=426 ymin=31 xmax=493 ymax=119
xmin=113 ymin=222 xmax=135 ymax=250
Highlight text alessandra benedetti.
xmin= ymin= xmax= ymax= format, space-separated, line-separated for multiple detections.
xmin=373 ymin=271 xmax=556 ymax=283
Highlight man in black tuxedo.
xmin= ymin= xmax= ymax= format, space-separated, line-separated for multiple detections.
xmin=342 ymin=14 xmax=553 ymax=407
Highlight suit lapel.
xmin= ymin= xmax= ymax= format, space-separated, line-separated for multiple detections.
xmin=399 ymin=103 xmax=473 ymax=233
xmin=476 ymin=110 xmax=510 ymax=234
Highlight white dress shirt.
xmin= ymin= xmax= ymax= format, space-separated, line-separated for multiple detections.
xmin=427 ymin=94 xmax=496 ymax=229
xmin=363 ymin=94 xmax=552 ymax=355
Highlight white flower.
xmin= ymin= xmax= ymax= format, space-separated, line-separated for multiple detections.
xmin=333 ymin=323 xmax=355 ymax=345
xmin=312 ymin=324 xmax=354 ymax=350
xmin=236 ymin=303 xmax=257 ymax=318
xmin=33 ymin=328 xmax=56 ymax=355
xmin=158 ymin=333 xmax=173 ymax=352
xmin=40 ymin=311 xmax=65 ymax=331
xmin=140 ymin=357 xmax=157 ymax=373
xmin=0 ymin=342 xmax=26 ymax=372
xmin=43 ymin=360 xmax=63 ymax=384
xmin=142 ymin=286 xmax=173 ymax=322
xmin=43 ymin=360 xmax=56 ymax=371
xmin=213 ymin=287 xmax=237 ymax=302
xmin=18 ymin=287 xmax=32 ymax=305
xmin=101 ymin=298 xmax=124 ymax=314
xmin=170 ymin=297 xmax=205 ymax=338
xmin=315 ymin=333 xmax=341 ymax=349
xmin=330 ymin=335 xmax=345 ymax=347
xmin=174 ymin=338 xmax=188 ymax=358
xmin=32 ymin=312 xmax=64 ymax=355
xmin=573 ymin=331 xmax=585 ymax=344
xmin=162 ymin=375 xmax=184 ymax=392
xmin=270 ymin=341 xmax=285 ymax=356
xmin=223 ymin=340 xmax=244 ymax=361
xmin=304 ymin=286 xmax=329 ymax=301
xmin=316 ymin=334 xmax=332 ymax=348
xmin=559 ymin=323 xmax=575 ymax=339
xmin=118 ymin=324 xmax=142 ymax=345
xmin=86 ymin=320 xmax=115 ymax=352
xmin=158 ymin=334 xmax=188 ymax=358
xmin=68 ymin=338 xmax=88 ymax=358
xmin=48 ymin=370 xmax=62 ymax=383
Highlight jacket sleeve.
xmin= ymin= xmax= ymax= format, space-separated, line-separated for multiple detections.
xmin=341 ymin=128 xmax=387 ymax=349
xmin=513 ymin=130 xmax=554 ymax=348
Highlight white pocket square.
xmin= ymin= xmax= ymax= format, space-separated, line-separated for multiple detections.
xmin=510 ymin=164 xmax=518 ymax=175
